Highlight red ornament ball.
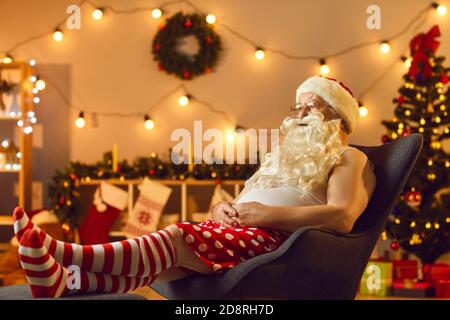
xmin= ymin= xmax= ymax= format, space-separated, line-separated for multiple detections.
xmin=158 ymin=63 xmax=164 ymax=71
xmin=206 ymin=36 xmax=213 ymax=45
xmin=397 ymin=95 xmax=405 ymax=105
xmin=381 ymin=134 xmax=390 ymax=144
xmin=148 ymin=169 xmax=155 ymax=175
xmin=154 ymin=43 xmax=161 ymax=51
xmin=441 ymin=74 xmax=449 ymax=84
xmin=405 ymin=189 xmax=422 ymax=207
xmin=390 ymin=241 xmax=400 ymax=251
xmin=184 ymin=19 xmax=192 ymax=27
xmin=183 ymin=70 xmax=191 ymax=79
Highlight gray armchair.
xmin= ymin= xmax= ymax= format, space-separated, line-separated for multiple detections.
xmin=149 ymin=133 xmax=423 ymax=299
xmin=0 ymin=134 xmax=423 ymax=300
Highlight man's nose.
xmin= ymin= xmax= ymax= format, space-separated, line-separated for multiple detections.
xmin=298 ymin=107 xmax=309 ymax=118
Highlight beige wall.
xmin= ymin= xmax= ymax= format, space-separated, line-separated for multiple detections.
xmin=1 ymin=0 xmax=449 ymax=163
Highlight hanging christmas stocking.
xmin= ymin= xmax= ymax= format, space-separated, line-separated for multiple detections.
xmin=123 ymin=178 xmax=172 ymax=238
xmin=79 ymin=182 xmax=128 ymax=244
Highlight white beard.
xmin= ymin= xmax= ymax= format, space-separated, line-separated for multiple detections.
xmin=245 ymin=111 xmax=344 ymax=192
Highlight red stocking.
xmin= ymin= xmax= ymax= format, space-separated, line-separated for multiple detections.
xmin=79 ymin=182 xmax=128 ymax=244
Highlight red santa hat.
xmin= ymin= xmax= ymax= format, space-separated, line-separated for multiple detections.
xmin=296 ymin=75 xmax=360 ymax=134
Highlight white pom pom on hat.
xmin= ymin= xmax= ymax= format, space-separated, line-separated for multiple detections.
xmin=296 ymin=75 xmax=360 ymax=134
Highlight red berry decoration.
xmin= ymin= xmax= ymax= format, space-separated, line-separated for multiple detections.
xmin=390 ymin=241 xmax=400 ymax=251
xmin=441 ymin=74 xmax=449 ymax=84
xmin=397 ymin=95 xmax=405 ymax=104
xmin=184 ymin=19 xmax=192 ymax=27
xmin=148 ymin=169 xmax=155 ymax=175
xmin=154 ymin=43 xmax=161 ymax=51
xmin=183 ymin=70 xmax=191 ymax=79
xmin=381 ymin=134 xmax=390 ymax=144
xmin=206 ymin=36 xmax=213 ymax=44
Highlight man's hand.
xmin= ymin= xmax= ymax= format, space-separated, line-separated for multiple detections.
xmin=211 ymin=202 xmax=240 ymax=228
xmin=231 ymin=202 xmax=270 ymax=228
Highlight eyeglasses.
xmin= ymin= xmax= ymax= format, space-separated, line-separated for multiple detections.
xmin=289 ymin=101 xmax=326 ymax=117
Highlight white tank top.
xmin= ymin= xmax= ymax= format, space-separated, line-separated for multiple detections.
xmin=235 ymin=146 xmax=375 ymax=207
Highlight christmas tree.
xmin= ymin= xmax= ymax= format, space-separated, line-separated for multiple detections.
xmin=382 ymin=25 xmax=450 ymax=263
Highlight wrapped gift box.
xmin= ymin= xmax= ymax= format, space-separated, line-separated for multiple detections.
xmin=359 ymin=261 xmax=393 ymax=296
xmin=435 ymin=280 xmax=450 ymax=299
xmin=423 ymin=263 xmax=450 ymax=283
xmin=391 ymin=280 xmax=435 ymax=298
xmin=392 ymin=260 xmax=418 ymax=281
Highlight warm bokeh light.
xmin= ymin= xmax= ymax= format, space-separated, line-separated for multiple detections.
xmin=359 ymin=106 xmax=368 ymax=117
xmin=92 ymin=8 xmax=104 ymax=21
xmin=255 ymin=49 xmax=265 ymax=60
xmin=380 ymin=41 xmax=391 ymax=54
xmin=144 ymin=116 xmax=154 ymax=130
xmin=152 ymin=8 xmax=162 ymax=19
xmin=178 ymin=95 xmax=190 ymax=106
xmin=53 ymin=29 xmax=64 ymax=42
xmin=35 ymin=79 xmax=46 ymax=91
xmin=75 ymin=112 xmax=86 ymax=128
xmin=206 ymin=14 xmax=216 ymax=24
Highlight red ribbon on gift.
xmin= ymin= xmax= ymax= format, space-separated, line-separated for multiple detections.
xmin=408 ymin=25 xmax=441 ymax=81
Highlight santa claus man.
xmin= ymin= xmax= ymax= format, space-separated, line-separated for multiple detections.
xmin=12 ymin=76 xmax=377 ymax=298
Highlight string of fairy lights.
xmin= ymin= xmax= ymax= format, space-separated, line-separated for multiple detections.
xmin=0 ymin=0 xmax=448 ymax=133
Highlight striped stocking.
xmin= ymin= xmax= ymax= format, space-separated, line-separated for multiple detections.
xmin=13 ymin=207 xmax=179 ymax=277
xmin=19 ymin=229 xmax=158 ymax=298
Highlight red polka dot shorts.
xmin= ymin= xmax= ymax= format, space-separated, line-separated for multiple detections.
xmin=175 ymin=220 xmax=291 ymax=274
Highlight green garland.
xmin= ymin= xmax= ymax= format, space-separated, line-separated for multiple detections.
xmin=151 ymin=12 xmax=222 ymax=80
xmin=49 ymin=151 xmax=259 ymax=226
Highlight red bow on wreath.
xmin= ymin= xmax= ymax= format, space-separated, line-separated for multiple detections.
xmin=408 ymin=25 xmax=441 ymax=82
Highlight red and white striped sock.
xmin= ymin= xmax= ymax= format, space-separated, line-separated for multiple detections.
xmin=13 ymin=207 xmax=179 ymax=277
xmin=19 ymin=229 xmax=158 ymax=298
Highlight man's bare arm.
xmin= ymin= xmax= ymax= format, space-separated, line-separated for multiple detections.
xmin=260 ymin=149 xmax=369 ymax=233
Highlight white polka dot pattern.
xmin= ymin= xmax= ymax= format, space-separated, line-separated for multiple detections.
xmin=176 ymin=219 xmax=290 ymax=274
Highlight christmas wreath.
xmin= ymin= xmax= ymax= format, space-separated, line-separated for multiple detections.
xmin=151 ymin=12 xmax=222 ymax=80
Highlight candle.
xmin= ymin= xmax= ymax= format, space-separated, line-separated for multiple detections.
xmin=112 ymin=143 xmax=118 ymax=172
xmin=188 ymin=142 xmax=194 ymax=173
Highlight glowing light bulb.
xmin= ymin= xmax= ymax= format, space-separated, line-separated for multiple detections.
xmin=16 ymin=152 xmax=22 ymax=159
xmin=152 ymin=8 xmax=162 ymax=19
xmin=29 ymin=76 xmax=37 ymax=83
xmin=29 ymin=59 xmax=37 ymax=66
xmin=404 ymin=57 xmax=412 ymax=68
xmin=319 ymin=59 xmax=330 ymax=75
xmin=206 ymin=14 xmax=216 ymax=24
xmin=35 ymin=79 xmax=46 ymax=91
xmin=75 ymin=112 xmax=86 ymax=128
xmin=410 ymin=221 xmax=416 ymax=228
xmin=144 ymin=115 xmax=154 ymax=130
xmin=30 ymin=117 xmax=37 ymax=124
xmin=32 ymin=88 xmax=39 ymax=94
xmin=53 ymin=29 xmax=64 ymax=42
xmin=92 ymin=8 xmax=104 ymax=20
xmin=33 ymin=96 xmax=40 ymax=104
xmin=17 ymin=119 xmax=24 ymax=127
xmin=405 ymin=110 xmax=411 ymax=116
xmin=425 ymin=222 xmax=432 ymax=229
xmin=1 ymin=139 xmax=9 ymax=148
xmin=380 ymin=41 xmax=391 ymax=54
xmin=435 ymin=3 xmax=447 ymax=15
xmin=24 ymin=126 xmax=33 ymax=134
xmin=178 ymin=95 xmax=190 ymax=106
xmin=359 ymin=106 xmax=368 ymax=117
xmin=255 ymin=48 xmax=265 ymax=60
xmin=226 ymin=130 xmax=235 ymax=143
xmin=2 ymin=55 xmax=13 ymax=64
